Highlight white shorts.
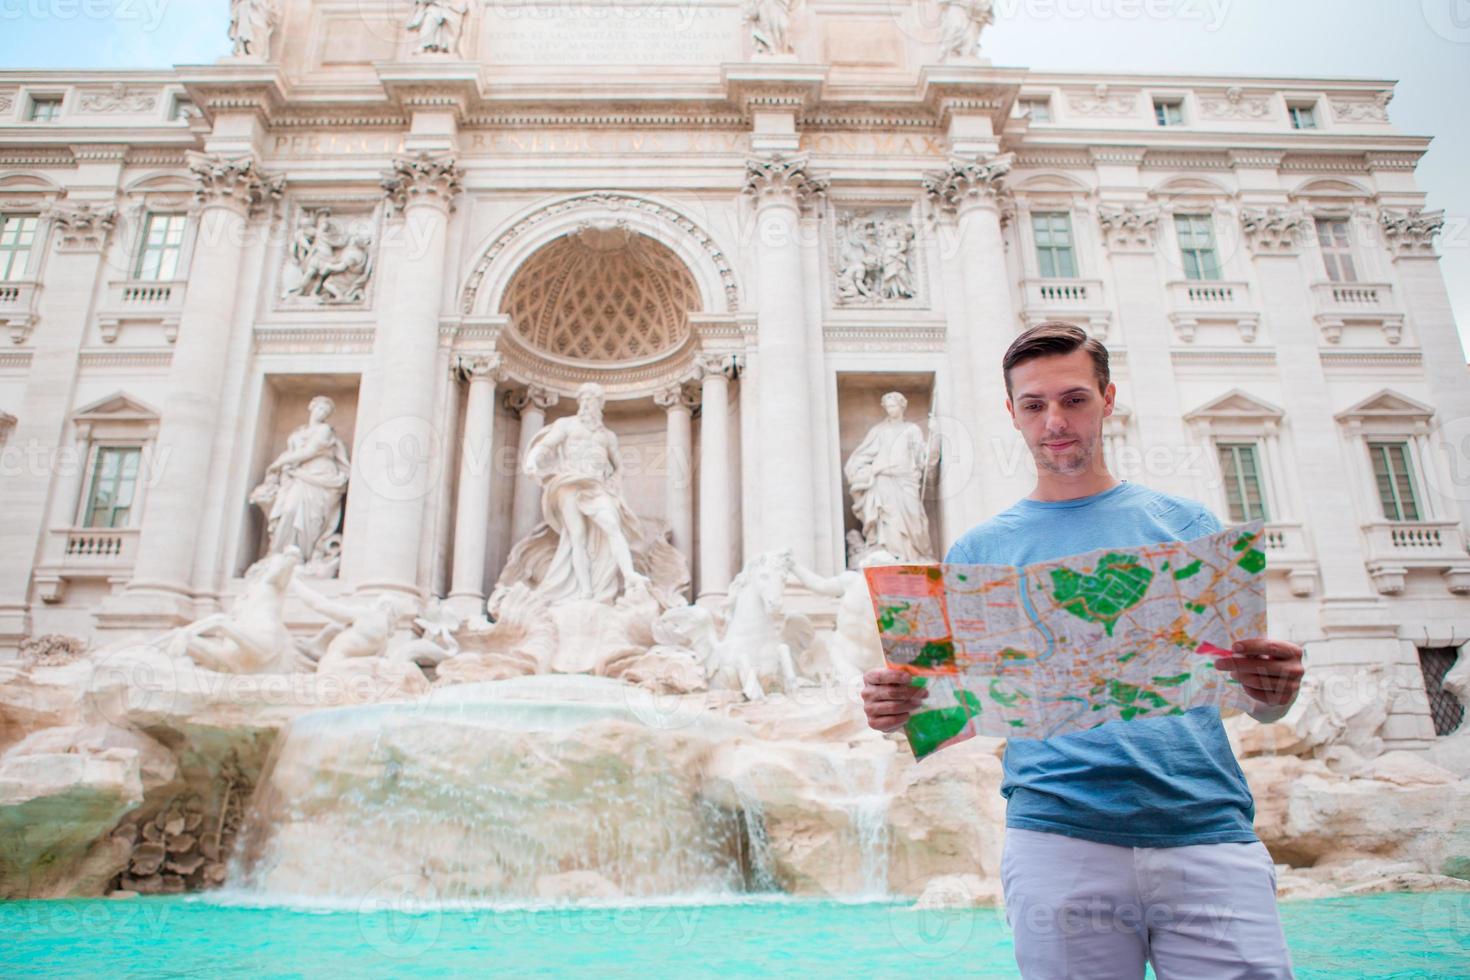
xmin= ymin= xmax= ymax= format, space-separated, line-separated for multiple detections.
xmin=1000 ymin=827 xmax=1294 ymax=979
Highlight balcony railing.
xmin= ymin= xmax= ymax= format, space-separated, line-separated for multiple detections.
xmin=1259 ymin=522 xmax=1318 ymax=596
xmin=1019 ymin=279 xmax=1110 ymax=338
xmin=1311 ymin=281 xmax=1395 ymax=315
xmin=0 ymin=280 xmax=41 ymax=341
xmin=1362 ymin=520 xmax=1470 ymax=595
xmin=1166 ymin=280 xmax=1253 ymax=312
xmin=34 ymin=527 xmax=140 ymax=602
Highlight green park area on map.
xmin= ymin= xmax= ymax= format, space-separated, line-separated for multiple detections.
xmin=864 ymin=522 xmax=1266 ymax=759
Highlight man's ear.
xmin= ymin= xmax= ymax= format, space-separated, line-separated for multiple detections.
xmin=1102 ymin=382 xmax=1116 ymax=418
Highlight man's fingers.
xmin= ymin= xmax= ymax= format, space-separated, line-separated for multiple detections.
xmin=868 ymin=714 xmax=914 ymax=732
xmin=863 ymin=686 xmax=928 ymax=706
xmin=1213 ymin=657 xmax=1304 ymax=678
xmin=1230 ymin=638 xmax=1302 ymax=660
xmin=864 ymin=668 xmax=915 ymax=686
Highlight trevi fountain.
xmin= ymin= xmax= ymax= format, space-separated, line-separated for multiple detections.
xmin=0 ymin=0 xmax=1468 ymax=973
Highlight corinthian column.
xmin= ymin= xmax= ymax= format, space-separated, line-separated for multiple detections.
xmin=507 ymin=385 xmax=559 ymax=545
xmin=115 ymin=153 xmax=282 ymax=622
xmin=351 ymin=151 xmax=462 ymax=597
xmin=447 ymin=353 xmax=506 ymax=617
xmin=654 ymin=381 xmax=697 ymax=577
xmin=743 ymin=153 xmax=828 ymax=566
xmin=695 ymin=353 xmax=738 ymax=602
xmin=924 ymin=152 xmax=1028 ymax=515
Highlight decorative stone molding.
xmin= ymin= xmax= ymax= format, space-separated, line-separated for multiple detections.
xmin=78 ymin=84 xmax=157 ymax=114
xmin=44 ymin=201 xmax=118 ymax=253
xmin=381 ymin=151 xmax=463 ymax=216
xmin=1199 ymin=87 xmax=1272 ymax=121
xmin=456 ymin=352 xmax=507 ymax=383
xmin=280 ymin=207 xmax=376 ymax=306
xmin=653 ymin=382 xmax=699 ymax=412
xmin=5 ymin=314 xmax=37 ymax=345
xmin=1096 ymin=204 xmax=1159 ymax=252
xmin=0 ymin=93 xmax=13 ymax=114
xmin=1239 ymin=207 xmax=1308 ymax=254
xmin=1067 ymin=84 xmax=1135 ymax=117
xmin=1379 ymin=209 xmax=1444 ymax=257
xmin=742 ymin=153 xmax=830 ymax=210
xmin=461 ymin=192 xmax=740 ymax=315
xmin=922 ymin=152 xmax=1013 ymax=216
xmin=187 ymin=151 xmax=284 ymax=215
xmin=504 ymin=384 xmax=560 ymax=418
xmin=693 ymin=351 xmax=743 ymax=380
xmin=1330 ymin=92 xmax=1392 ymax=123
xmin=832 ymin=208 xmax=921 ymax=306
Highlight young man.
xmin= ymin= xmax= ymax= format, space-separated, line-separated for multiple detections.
xmin=863 ymin=322 xmax=1302 ymax=979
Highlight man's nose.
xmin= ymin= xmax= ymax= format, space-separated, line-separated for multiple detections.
xmin=1044 ymin=408 xmax=1069 ymax=432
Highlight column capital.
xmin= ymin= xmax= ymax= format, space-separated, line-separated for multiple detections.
xmin=504 ymin=383 xmax=558 ymax=416
xmin=654 ymin=382 xmax=699 ymax=412
xmin=1096 ymin=202 xmax=1160 ymax=253
xmin=742 ymin=153 xmax=829 ymax=211
xmin=922 ymin=152 xmax=1014 ymax=217
xmin=1378 ymin=208 xmax=1443 ymax=258
xmin=43 ymin=201 xmax=118 ymax=253
xmin=454 ymin=352 xmax=507 ymax=383
xmin=694 ymin=351 xmax=742 ymax=381
xmin=186 ymin=151 xmax=283 ymax=216
xmin=383 ymin=150 xmax=464 ymax=216
xmin=1240 ymin=206 xmax=1309 ymax=255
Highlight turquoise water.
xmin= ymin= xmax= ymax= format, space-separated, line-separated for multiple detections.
xmin=2 ymin=893 xmax=1465 ymax=978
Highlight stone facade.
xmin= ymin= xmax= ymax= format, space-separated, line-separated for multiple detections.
xmin=0 ymin=1 xmax=1466 ymax=750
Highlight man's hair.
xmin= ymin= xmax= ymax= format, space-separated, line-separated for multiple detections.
xmin=1002 ymin=321 xmax=1110 ymax=397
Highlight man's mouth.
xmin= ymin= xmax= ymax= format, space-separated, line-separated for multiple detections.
xmin=1043 ymin=439 xmax=1077 ymax=451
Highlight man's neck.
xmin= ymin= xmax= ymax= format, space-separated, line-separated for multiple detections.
xmin=1028 ymin=469 xmax=1121 ymax=503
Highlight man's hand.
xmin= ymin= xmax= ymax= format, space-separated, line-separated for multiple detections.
xmin=862 ymin=668 xmax=929 ymax=732
xmin=1212 ymin=638 xmax=1304 ymax=708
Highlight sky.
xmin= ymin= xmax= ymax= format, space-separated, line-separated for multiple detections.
xmin=1 ymin=0 xmax=1467 ymax=357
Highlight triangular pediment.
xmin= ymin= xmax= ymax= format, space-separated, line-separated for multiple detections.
xmin=1184 ymin=389 xmax=1284 ymax=422
xmin=72 ymin=391 xmax=159 ymax=424
xmin=1335 ymin=389 xmax=1435 ymax=423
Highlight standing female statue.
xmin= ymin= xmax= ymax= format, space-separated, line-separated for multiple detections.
xmin=249 ymin=396 xmax=351 ymax=576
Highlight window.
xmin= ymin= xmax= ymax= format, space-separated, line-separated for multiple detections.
xmin=84 ymin=446 xmax=142 ymax=528
xmin=1217 ymin=443 xmax=1270 ymax=522
xmin=133 ymin=213 xmax=186 ymax=281
xmin=1154 ymin=99 xmax=1184 ymax=126
xmin=1019 ymin=99 xmax=1052 ymax=123
xmin=1288 ymin=104 xmax=1318 ymax=130
xmin=1174 ymin=214 xmax=1222 ymax=281
xmin=0 ymin=214 xmax=39 ymax=281
xmin=1368 ymin=441 xmax=1420 ymax=521
xmin=1418 ymin=647 xmax=1465 ymax=737
xmin=1315 ymin=218 xmax=1357 ymax=283
xmin=28 ymin=97 xmax=62 ymax=122
xmin=1031 ymin=212 xmax=1077 ymax=279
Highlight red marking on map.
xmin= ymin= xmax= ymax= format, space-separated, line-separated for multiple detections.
xmin=1195 ymin=641 xmax=1233 ymax=658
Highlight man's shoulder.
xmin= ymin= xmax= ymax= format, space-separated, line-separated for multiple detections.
xmin=1121 ymin=483 xmax=1222 ymax=536
xmin=945 ymin=506 xmax=1031 ymax=564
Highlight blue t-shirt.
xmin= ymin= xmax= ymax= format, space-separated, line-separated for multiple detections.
xmin=946 ymin=480 xmax=1258 ymax=848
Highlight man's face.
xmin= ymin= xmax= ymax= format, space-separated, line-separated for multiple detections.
xmin=1006 ymin=349 xmax=1115 ymax=477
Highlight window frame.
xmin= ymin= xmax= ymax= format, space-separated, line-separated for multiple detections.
xmin=0 ymin=212 xmax=40 ymax=281
xmin=1019 ymin=98 xmax=1052 ymax=123
xmin=1216 ymin=441 xmax=1271 ymax=523
xmin=1154 ymin=99 xmax=1185 ymax=127
xmin=1314 ymin=216 xmax=1358 ymax=283
xmin=81 ymin=443 xmax=144 ymax=529
xmin=1367 ymin=440 xmax=1421 ymax=522
xmin=27 ymin=95 xmax=63 ymax=123
xmin=1030 ymin=210 xmax=1078 ymax=279
xmin=132 ymin=211 xmax=188 ymax=281
xmin=1174 ymin=213 xmax=1223 ymax=281
xmin=1288 ymin=103 xmax=1318 ymax=130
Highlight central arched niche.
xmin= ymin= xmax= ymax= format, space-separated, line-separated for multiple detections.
xmin=501 ymin=223 xmax=702 ymax=364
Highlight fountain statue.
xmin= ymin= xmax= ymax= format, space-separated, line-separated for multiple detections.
xmin=247 ymin=395 xmax=350 ymax=578
xmin=843 ymin=392 xmax=937 ymax=566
